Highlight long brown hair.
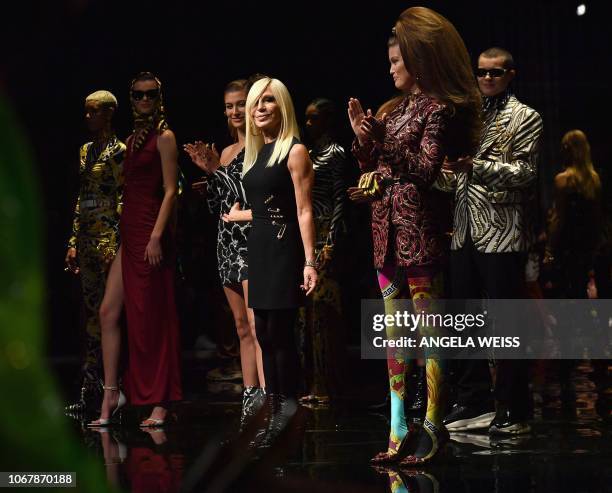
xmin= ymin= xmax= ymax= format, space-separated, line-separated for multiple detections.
xmin=375 ymin=95 xmax=405 ymax=118
xmin=560 ymin=129 xmax=601 ymax=200
xmin=393 ymin=7 xmax=481 ymax=158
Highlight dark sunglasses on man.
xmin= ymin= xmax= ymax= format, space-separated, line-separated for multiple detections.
xmin=475 ymin=68 xmax=507 ymax=78
xmin=131 ymin=89 xmax=160 ymax=101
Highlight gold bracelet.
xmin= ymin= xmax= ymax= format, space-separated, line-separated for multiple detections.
xmin=304 ymin=259 xmax=318 ymax=269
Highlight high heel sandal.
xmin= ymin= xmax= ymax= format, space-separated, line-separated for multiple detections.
xmin=399 ymin=419 xmax=449 ymax=466
xmin=87 ymin=386 xmax=126 ymax=427
xmin=140 ymin=418 xmax=165 ymax=428
xmin=140 ymin=408 xmax=171 ymax=428
xmin=371 ymin=424 xmax=416 ymax=464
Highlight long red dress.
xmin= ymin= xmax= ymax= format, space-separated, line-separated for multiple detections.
xmin=121 ymin=130 xmax=182 ymax=405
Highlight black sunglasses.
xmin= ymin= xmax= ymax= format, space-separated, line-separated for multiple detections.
xmin=131 ymin=89 xmax=159 ymax=101
xmin=475 ymin=68 xmax=508 ymax=78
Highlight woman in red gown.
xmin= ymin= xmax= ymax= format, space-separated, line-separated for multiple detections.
xmin=89 ymin=72 xmax=182 ymax=428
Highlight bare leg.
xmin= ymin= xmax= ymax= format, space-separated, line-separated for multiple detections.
xmin=92 ymin=247 xmax=124 ymax=423
xmin=242 ymin=280 xmax=265 ymax=389
xmin=140 ymin=282 xmax=260 ymax=426
xmin=225 ymin=283 xmax=258 ymax=387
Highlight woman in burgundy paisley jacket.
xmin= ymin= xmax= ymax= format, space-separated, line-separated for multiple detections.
xmin=348 ymin=6 xmax=481 ymax=465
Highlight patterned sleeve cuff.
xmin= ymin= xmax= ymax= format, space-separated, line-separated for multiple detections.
xmin=380 ymin=137 xmax=399 ymax=166
xmin=351 ymin=138 xmax=377 ymax=164
xmin=472 ymin=158 xmax=536 ymax=189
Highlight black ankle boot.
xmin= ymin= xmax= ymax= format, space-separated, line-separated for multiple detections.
xmin=239 ymin=386 xmax=265 ymax=432
xmin=252 ymin=387 xmax=266 ymax=413
xmin=258 ymin=394 xmax=298 ymax=450
xmin=407 ymin=366 xmax=426 ymax=412
xmin=248 ymin=393 xmax=275 ymax=448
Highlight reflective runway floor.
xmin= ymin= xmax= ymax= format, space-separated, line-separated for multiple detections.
xmin=55 ymin=355 xmax=611 ymax=493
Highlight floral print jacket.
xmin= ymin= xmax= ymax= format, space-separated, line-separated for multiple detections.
xmin=353 ymin=93 xmax=451 ymax=270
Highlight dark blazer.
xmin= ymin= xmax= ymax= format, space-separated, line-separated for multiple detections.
xmin=353 ymin=93 xmax=451 ymax=270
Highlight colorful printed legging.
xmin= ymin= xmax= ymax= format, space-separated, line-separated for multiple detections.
xmin=377 ymin=261 xmax=447 ymax=453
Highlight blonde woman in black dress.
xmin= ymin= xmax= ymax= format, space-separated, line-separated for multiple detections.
xmin=223 ymin=77 xmax=317 ymax=444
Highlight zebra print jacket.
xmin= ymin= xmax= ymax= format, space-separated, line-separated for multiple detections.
xmin=309 ymin=135 xmax=346 ymax=246
xmin=436 ymin=95 xmax=543 ymax=253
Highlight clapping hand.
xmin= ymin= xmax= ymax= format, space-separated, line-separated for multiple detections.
xmin=184 ymin=141 xmax=221 ymax=174
xmin=361 ymin=112 xmax=387 ymax=144
xmin=348 ymin=98 xmax=373 ymax=145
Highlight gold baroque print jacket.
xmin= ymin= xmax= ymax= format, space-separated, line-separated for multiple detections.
xmin=68 ymin=136 xmax=125 ymax=258
xmin=435 ymin=95 xmax=543 ymax=253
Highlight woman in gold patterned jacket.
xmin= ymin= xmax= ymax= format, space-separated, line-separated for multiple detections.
xmin=65 ymin=90 xmax=125 ymax=415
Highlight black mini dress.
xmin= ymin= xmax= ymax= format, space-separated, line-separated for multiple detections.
xmin=242 ymin=138 xmax=305 ymax=309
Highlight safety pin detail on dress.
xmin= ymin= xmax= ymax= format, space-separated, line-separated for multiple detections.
xmin=276 ymin=224 xmax=287 ymax=240
xmin=264 ymin=195 xmax=274 ymax=205
xmin=268 ymin=207 xmax=283 ymax=220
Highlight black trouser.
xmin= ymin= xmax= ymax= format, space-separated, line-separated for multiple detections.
xmin=450 ymin=233 xmax=530 ymax=417
xmin=254 ymin=308 xmax=299 ymax=397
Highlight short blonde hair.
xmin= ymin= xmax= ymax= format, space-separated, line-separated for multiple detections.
xmin=85 ymin=90 xmax=118 ymax=109
xmin=243 ymin=77 xmax=300 ymax=176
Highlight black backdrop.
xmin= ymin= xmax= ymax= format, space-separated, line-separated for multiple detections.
xmin=2 ymin=0 xmax=609 ymax=358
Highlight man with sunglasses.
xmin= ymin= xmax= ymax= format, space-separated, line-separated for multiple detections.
xmin=437 ymin=47 xmax=543 ymax=435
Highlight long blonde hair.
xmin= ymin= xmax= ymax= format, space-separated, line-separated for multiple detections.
xmin=243 ymin=77 xmax=300 ymax=176
xmin=560 ymin=129 xmax=601 ymax=200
